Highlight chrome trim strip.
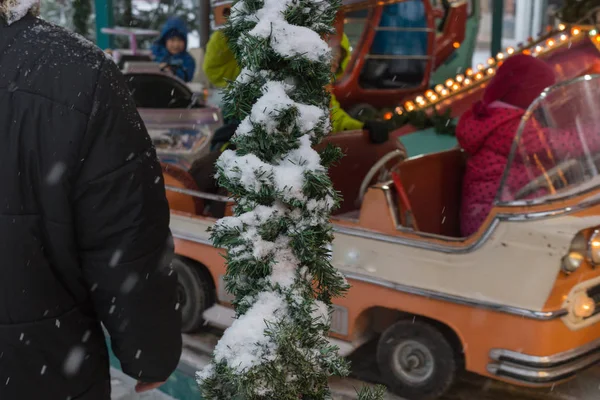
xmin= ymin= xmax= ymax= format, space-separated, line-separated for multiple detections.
xmin=374 ymin=186 xmax=600 ymax=254
xmin=170 ymin=226 xmax=568 ymax=321
xmin=171 ymin=227 xmax=212 ymax=246
xmin=342 ymin=271 xmax=567 ymax=321
xmin=489 ymin=337 xmax=600 ymax=366
xmin=165 ymin=185 xmax=231 ymax=203
xmin=487 ymin=351 xmax=600 ymax=384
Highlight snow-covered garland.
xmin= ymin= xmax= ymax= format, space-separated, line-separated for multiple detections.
xmin=197 ymin=0 xmax=354 ymax=398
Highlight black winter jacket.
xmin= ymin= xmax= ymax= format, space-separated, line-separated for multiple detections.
xmin=0 ymin=15 xmax=181 ymax=399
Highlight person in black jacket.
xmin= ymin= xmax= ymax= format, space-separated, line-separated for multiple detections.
xmin=0 ymin=4 xmax=181 ymax=400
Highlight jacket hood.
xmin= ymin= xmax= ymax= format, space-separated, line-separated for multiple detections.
xmin=158 ymin=17 xmax=188 ymax=48
xmin=456 ymin=105 xmax=525 ymax=155
xmin=0 ymin=0 xmax=39 ymax=25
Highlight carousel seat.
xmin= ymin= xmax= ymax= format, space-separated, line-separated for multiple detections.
xmin=394 ymin=147 xmax=467 ymax=237
xmin=318 ymin=130 xmax=404 ymax=215
xmin=161 ymin=163 xmax=204 ymax=215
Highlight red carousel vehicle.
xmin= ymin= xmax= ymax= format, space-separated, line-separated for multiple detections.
xmin=212 ymin=0 xmax=471 ymax=119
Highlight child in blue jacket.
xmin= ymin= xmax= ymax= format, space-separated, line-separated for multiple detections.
xmin=152 ymin=17 xmax=196 ymax=82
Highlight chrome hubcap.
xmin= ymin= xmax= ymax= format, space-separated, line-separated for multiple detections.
xmin=392 ymin=340 xmax=435 ymax=385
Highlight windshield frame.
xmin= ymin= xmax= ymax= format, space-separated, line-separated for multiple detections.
xmin=494 ymin=74 xmax=600 ymax=207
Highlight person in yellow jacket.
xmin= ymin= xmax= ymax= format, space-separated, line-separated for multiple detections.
xmin=204 ymin=30 xmax=372 ymax=134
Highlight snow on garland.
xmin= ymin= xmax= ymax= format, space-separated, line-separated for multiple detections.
xmin=197 ymin=0 xmax=354 ymax=398
xmin=1 ymin=0 xmax=39 ymax=25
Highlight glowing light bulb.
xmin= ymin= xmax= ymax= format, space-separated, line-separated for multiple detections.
xmin=395 ymin=107 xmax=403 ymax=115
xmin=559 ymin=23 xmax=566 ymax=31
xmin=445 ymin=79 xmax=454 ymax=88
xmin=535 ymin=45 xmax=543 ymax=53
xmin=453 ymin=41 xmax=460 ymax=49
xmin=435 ymin=84 xmax=444 ymax=93
xmin=430 ymin=94 xmax=438 ymax=101
xmin=463 ymin=78 xmax=471 ymax=85
xmin=560 ymin=34 xmax=568 ymax=41
xmin=547 ymin=39 xmax=555 ymax=47
xmin=477 ymin=63 xmax=485 ymax=71
xmin=425 ymin=90 xmax=435 ymax=98
xmin=496 ymin=52 xmax=504 ymax=60
xmin=487 ymin=57 xmax=495 ymax=65
xmin=404 ymin=101 xmax=415 ymax=111
xmin=487 ymin=68 xmax=494 ymax=75
xmin=415 ymin=96 xmax=425 ymax=105
xmin=466 ymin=68 xmax=474 ymax=76
xmin=572 ymin=27 xmax=581 ymax=35
xmin=440 ymin=89 xmax=449 ymax=96
xmin=507 ymin=47 xmax=515 ymax=55
xmin=475 ymin=72 xmax=483 ymax=80
xmin=452 ymin=83 xmax=460 ymax=91
xmin=455 ymin=74 xmax=464 ymax=83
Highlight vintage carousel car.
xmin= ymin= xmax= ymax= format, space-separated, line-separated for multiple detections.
xmin=102 ymin=27 xmax=223 ymax=170
xmin=160 ymin=74 xmax=600 ymax=398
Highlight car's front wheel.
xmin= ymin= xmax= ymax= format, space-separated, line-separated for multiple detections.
xmin=171 ymin=258 xmax=214 ymax=333
xmin=376 ymin=319 xmax=457 ymax=400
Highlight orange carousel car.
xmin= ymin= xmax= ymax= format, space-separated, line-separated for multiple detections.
xmin=161 ymin=68 xmax=600 ymax=398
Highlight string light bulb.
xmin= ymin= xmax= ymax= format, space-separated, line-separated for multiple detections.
xmin=475 ymin=72 xmax=483 ymax=80
xmin=440 ymin=89 xmax=449 ymax=96
xmin=496 ymin=52 xmax=504 ymax=60
xmin=434 ymin=84 xmax=444 ymax=93
xmin=430 ymin=94 xmax=438 ymax=101
xmin=404 ymin=101 xmax=415 ymax=111
xmin=415 ymin=96 xmax=425 ymax=105
xmin=559 ymin=23 xmax=566 ymax=31
xmin=464 ymin=78 xmax=471 ymax=85
xmin=547 ymin=39 xmax=555 ymax=47
xmin=425 ymin=90 xmax=435 ymax=98
xmin=507 ymin=47 xmax=515 ymax=55
xmin=487 ymin=57 xmax=496 ymax=65
xmin=486 ymin=68 xmax=494 ymax=75
xmin=477 ymin=63 xmax=485 ymax=71
xmin=560 ymin=34 xmax=568 ymax=41
xmin=572 ymin=27 xmax=581 ymax=35
xmin=452 ymin=83 xmax=460 ymax=91
xmin=535 ymin=45 xmax=543 ymax=53
xmin=456 ymin=74 xmax=464 ymax=83
xmin=395 ymin=107 xmax=403 ymax=115
xmin=466 ymin=68 xmax=474 ymax=76
xmin=445 ymin=79 xmax=454 ymax=88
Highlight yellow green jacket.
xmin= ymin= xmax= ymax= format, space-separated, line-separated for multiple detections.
xmin=203 ymin=30 xmax=364 ymax=133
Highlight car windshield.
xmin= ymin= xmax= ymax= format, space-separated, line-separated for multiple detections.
xmin=497 ymin=74 xmax=600 ymax=204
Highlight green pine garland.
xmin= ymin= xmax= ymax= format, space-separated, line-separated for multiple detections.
xmin=390 ymin=107 xmax=457 ymax=136
xmin=72 ymin=0 xmax=92 ymax=37
xmin=557 ymin=0 xmax=600 ymax=24
xmin=196 ymin=0 xmax=374 ymax=398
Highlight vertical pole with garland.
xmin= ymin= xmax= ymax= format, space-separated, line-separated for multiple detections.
xmin=196 ymin=0 xmax=384 ymax=398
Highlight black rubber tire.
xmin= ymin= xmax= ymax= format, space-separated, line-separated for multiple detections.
xmin=171 ymin=258 xmax=215 ymax=333
xmin=376 ymin=319 xmax=457 ymax=400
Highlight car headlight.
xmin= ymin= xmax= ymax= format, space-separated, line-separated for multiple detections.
xmin=589 ymin=230 xmax=600 ymax=265
xmin=572 ymin=292 xmax=596 ymax=318
xmin=562 ymin=251 xmax=584 ymax=273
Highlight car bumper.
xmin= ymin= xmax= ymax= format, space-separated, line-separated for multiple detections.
xmin=487 ymin=337 xmax=600 ymax=385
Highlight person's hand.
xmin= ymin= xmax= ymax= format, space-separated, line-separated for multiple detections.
xmin=135 ymin=381 xmax=165 ymax=393
xmin=363 ymin=120 xmax=393 ymax=144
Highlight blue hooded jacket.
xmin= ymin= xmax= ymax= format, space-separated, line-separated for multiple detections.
xmin=152 ymin=17 xmax=196 ymax=82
